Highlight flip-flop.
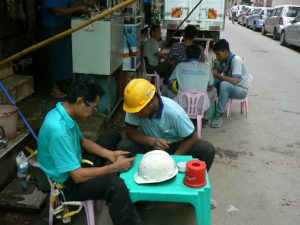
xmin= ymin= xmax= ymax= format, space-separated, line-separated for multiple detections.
xmin=50 ymin=92 xmax=67 ymax=99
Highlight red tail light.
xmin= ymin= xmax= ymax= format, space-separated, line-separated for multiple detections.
xmin=279 ymin=16 xmax=283 ymax=25
xmin=259 ymin=14 xmax=263 ymax=20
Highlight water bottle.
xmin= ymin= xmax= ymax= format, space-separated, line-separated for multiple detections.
xmin=17 ymin=162 xmax=29 ymax=191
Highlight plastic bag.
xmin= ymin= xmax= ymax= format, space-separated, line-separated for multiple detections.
xmin=16 ymin=151 xmax=28 ymax=170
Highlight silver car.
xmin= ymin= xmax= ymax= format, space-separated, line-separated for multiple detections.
xmin=246 ymin=7 xmax=272 ymax=31
xmin=262 ymin=5 xmax=300 ymax=40
xmin=280 ymin=15 xmax=300 ymax=47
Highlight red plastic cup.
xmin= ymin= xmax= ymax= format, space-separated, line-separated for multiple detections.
xmin=184 ymin=160 xmax=207 ymax=188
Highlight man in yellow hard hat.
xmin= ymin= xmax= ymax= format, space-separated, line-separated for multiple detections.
xmin=119 ymin=78 xmax=215 ymax=171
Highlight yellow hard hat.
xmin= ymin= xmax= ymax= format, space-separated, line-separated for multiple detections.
xmin=123 ymin=78 xmax=156 ymax=113
xmin=170 ymin=80 xmax=179 ymax=94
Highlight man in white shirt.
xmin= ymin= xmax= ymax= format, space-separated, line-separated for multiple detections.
xmin=231 ymin=3 xmax=238 ymax=24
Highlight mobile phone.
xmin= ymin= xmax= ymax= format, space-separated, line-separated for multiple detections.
xmin=126 ymin=152 xmax=136 ymax=158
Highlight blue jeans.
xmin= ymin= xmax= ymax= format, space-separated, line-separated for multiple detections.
xmin=215 ymin=80 xmax=247 ymax=114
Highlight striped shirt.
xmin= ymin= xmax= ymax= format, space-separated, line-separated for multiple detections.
xmin=168 ymin=42 xmax=205 ymax=64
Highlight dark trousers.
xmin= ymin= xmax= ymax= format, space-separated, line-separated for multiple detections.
xmin=62 ymin=130 xmax=142 ymax=225
xmin=146 ymin=61 xmax=175 ymax=84
xmin=144 ymin=3 xmax=152 ymax=26
xmin=117 ymin=138 xmax=215 ymax=171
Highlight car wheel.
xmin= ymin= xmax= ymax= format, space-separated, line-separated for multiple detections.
xmin=252 ymin=23 xmax=257 ymax=31
xmin=261 ymin=26 xmax=266 ymax=35
xmin=280 ymin=31 xmax=286 ymax=46
xmin=273 ymin=28 xmax=279 ymax=40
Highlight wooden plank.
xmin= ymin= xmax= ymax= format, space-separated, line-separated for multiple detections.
xmin=0 ymin=63 xmax=13 ymax=80
xmin=0 ymin=75 xmax=34 ymax=103
xmin=0 ymin=178 xmax=47 ymax=212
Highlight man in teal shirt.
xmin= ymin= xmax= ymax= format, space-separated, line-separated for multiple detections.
xmin=38 ymin=76 xmax=141 ymax=225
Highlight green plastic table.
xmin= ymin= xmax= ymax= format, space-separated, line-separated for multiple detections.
xmin=120 ymin=154 xmax=211 ymax=225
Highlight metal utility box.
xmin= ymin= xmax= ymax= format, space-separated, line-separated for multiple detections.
xmin=72 ymin=17 xmax=124 ymax=75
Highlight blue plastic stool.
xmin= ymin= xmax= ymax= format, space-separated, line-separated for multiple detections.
xmin=120 ymin=154 xmax=211 ymax=225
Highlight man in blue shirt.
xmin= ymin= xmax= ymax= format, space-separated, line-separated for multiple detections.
xmin=38 ymin=76 xmax=141 ymax=225
xmin=42 ymin=0 xmax=90 ymax=98
xmin=211 ymin=39 xmax=249 ymax=128
xmin=118 ymin=78 xmax=215 ymax=171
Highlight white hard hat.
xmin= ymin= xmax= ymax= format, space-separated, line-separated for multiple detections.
xmin=134 ymin=150 xmax=178 ymax=184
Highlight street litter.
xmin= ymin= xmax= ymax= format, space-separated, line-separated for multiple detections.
xmin=227 ymin=204 xmax=239 ymax=213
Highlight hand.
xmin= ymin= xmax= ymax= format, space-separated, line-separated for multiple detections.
xmin=107 ymin=150 xmax=130 ymax=163
xmin=211 ymin=69 xmax=219 ymax=77
xmin=114 ymin=157 xmax=135 ymax=172
xmin=152 ymin=138 xmax=171 ymax=150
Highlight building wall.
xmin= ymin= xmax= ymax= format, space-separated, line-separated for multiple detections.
xmin=272 ymin=0 xmax=300 ymax=6
xmin=0 ymin=0 xmax=37 ymax=60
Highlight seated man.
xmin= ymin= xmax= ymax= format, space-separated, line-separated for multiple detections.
xmin=37 ymin=76 xmax=141 ymax=225
xmin=118 ymin=78 xmax=215 ymax=171
xmin=143 ymin=25 xmax=167 ymax=74
xmin=168 ymin=25 xmax=205 ymax=65
xmin=162 ymin=44 xmax=217 ymax=125
xmin=211 ymin=39 xmax=250 ymax=128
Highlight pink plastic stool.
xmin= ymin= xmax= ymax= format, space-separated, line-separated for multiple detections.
xmin=178 ymin=90 xmax=208 ymax=138
xmin=226 ymin=74 xmax=253 ymax=118
xmin=48 ymin=178 xmax=101 ymax=225
xmin=141 ymin=57 xmax=161 ymax=94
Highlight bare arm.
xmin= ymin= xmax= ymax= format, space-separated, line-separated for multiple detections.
xmin=125 ymin=125 xmax=171 ymax=150
xmin=212 ymin=69 xmax=240 ymax=85
xmin=174 ymin=133 xmax=198 ymax=155
xmin=81 ymin=137 xmax=113 ymax=159
xmin=69 ymin=156 xmax=135 ymax=183
xmin=51 ymin=5 xmax=88 ymax=16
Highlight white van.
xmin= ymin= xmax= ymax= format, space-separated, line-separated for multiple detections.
xmin=262 ymin=5 xmax=300 ymax=40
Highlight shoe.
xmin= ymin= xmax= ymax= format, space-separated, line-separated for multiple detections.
xmin=51 ymin=92 xmax=67 ymax=99
xmin=210 ymin=113 xmax=223 ymax=128
xmin=211 ymin=198 xmax=217 ymax=209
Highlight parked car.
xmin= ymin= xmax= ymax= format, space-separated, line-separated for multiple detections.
xmin=237 ymin=6 xmax=255 ymax=26
xmin=280 ymin=15 xmax=300 ymax=47
xmin=243 ymin=7 xmax=258 ymax=27
xmin=262 ymin=5 xmax=300 ymax=40
xmin=246 ymin=7 xmax=272 ymax=31
xmin=237 ymin=7 xmax=250 ymax=24
xmin=229 ymin=4 xmax=249 ymax=20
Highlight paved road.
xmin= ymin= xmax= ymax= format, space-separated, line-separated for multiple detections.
xmin=204 ymin=19 xmax=300 ymax=225
xmin=75 ymin=19 xmax=300 ymax=225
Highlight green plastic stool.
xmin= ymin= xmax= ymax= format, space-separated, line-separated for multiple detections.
xmin=120 ymin=154 xmax=211 ymax=225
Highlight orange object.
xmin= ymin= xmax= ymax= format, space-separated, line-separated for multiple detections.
xmin=172 ymin=8 xmax=182 ymax=18
xmin=184 ymin=160 xmax=207 ymax=188
xmin=207 ymin=8 xmax=217 ymax=19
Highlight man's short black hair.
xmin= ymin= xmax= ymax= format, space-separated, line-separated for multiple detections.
xmin=150 ymin=25 xmax=160 ymax=36
xmin=67 ymin=75 xmax=104 ymax=104
xmin=184 ymin=25 xmax=198 ymax=39
xmin=186 ymin=44 xmax=202 ymax=59
xmin=212 ymin=39 xmax=230 ymax=52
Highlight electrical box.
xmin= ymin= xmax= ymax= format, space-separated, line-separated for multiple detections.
xmin=72 ymin=17 xmax=124 ymax=75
